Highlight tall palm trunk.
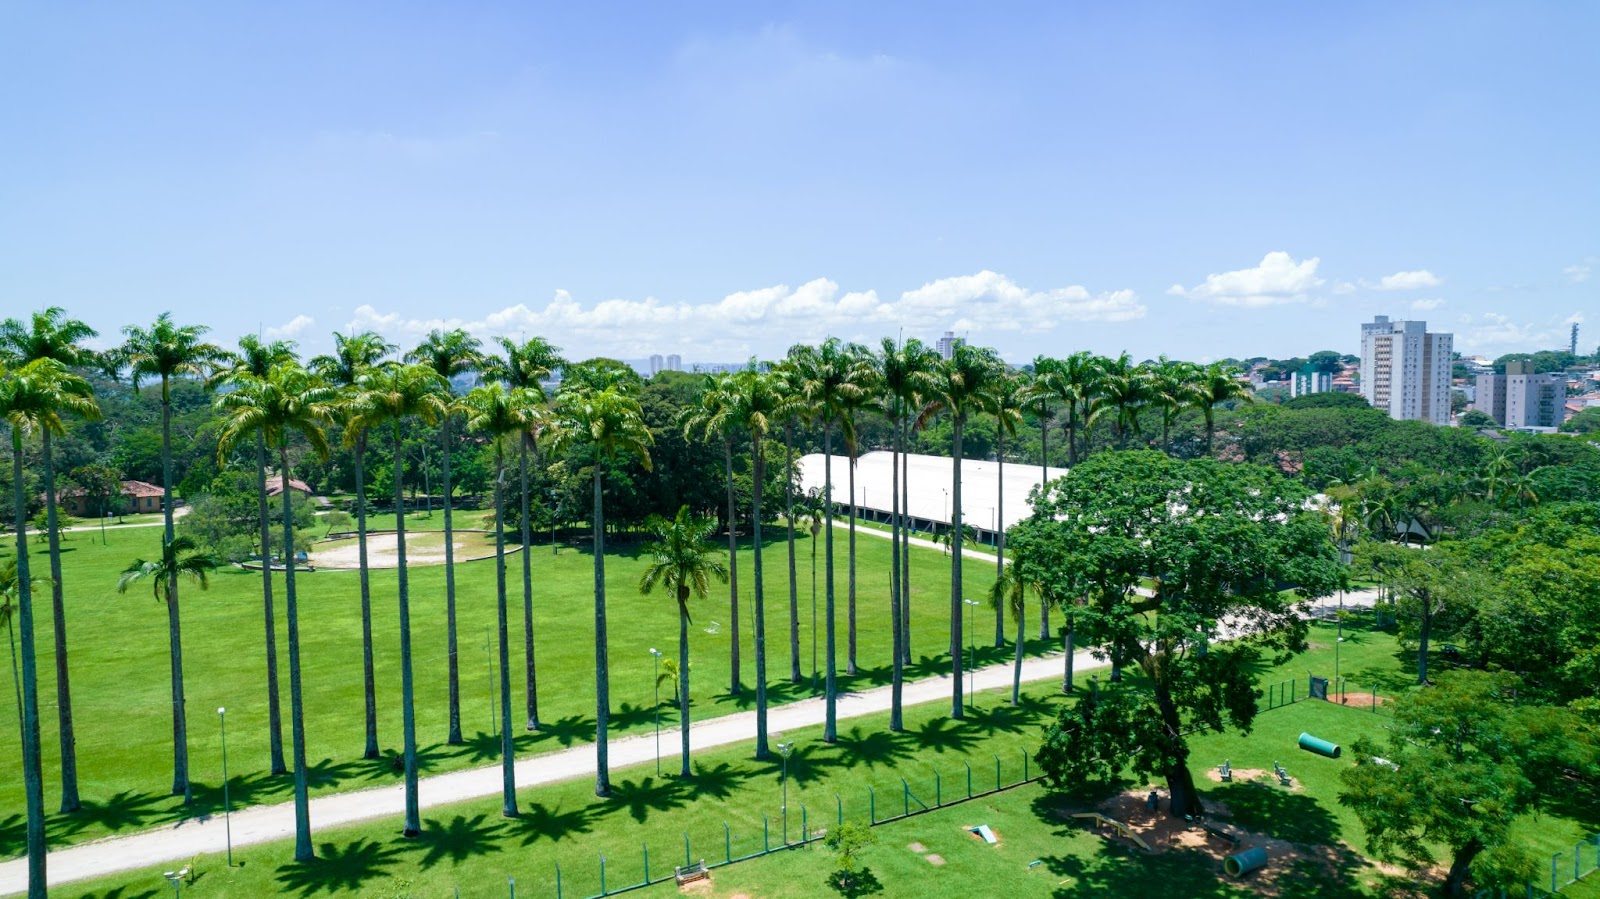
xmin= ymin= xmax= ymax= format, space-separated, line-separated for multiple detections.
xmin=1062 ymin=609 xmax=1075 ymax=693
xmin=12 ymin=433 xmax=48 ymax=899
xmin=354 ymin=432 xmax=379 ymax=759
xmin=751 ymin=440 xmax=769 ymax=759
xmin=393 ymin=423 xmax=422 ymax=837
xmin=492 ymin=448 xmax=518 ymax=817
xmin=899 ymin=426 xmax=912 ymax=665
xmin=520 ymin=436 xmax=540 ymax=731
xmin=41 ymin=429 xmax=82 ymax=810
xmin=950 ymin=415 xmax=965 ymax=720
xmin=1065 ymin=406 xmax=1079 ymax=467
xmin=846 ymin=453 xmax=858 ymax=676
xmin=888 ymin=415 xmax=904 ymax=732
xmin=160 ymin=376 xmax=191 ymax=801
xmin=1037 ymin=426 xmax=1051 ymax=641
xmin=784 ymin=423 xmax=800 ymax=683
xmin=994 ymin=428 xmax=1005 ymax=649
xmin=278 ymin=446 xmax=313 ymax=861
xmin=677 ymin=588 xmax=691 ymax=777
xmin=822 ymin=424 xmax=838 ymax=743
xmin=442 ymin=417 xmax=462 ymax=745
xmin=723 ymin=440 xmax=740 ymax=694
xmin=1011 ymin=598 xmax=1024 ymax=706
xmin=254 ymin=435 xmax=287 ymax=775
xmin=6 ymin=610 xmax=21 ymax=742
xmin=592 ymin=460 xmax=608 ymax=790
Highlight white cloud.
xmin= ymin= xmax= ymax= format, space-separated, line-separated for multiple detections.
xmin=1453 ymin=310 xmax=1584 ymax=354
xmin=1410 ymin=298 xmax=1447 ymax=311
xmin=1167 ymin=252 xmax=1324 ymax=307
xmin=1372 ymin=269 xmax=1441 ymax=290
xmin=1565 ymin=259 xmax=1594 ymax=283
xmin=265 ymin=314 xmax=315 ymax=339
xmin=345 ymin=272 xmax=1144 ymax=359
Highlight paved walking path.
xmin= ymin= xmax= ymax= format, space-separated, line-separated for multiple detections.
xmin=0 ymin=647 xmax=1097 ymax=895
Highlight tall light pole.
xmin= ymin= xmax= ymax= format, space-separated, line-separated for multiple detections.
xmin=963 ymin=600 xmax=980 ymax=709
xmin=777 ymin=739 xmax=795 ymax=844
xmin=1337 ymin=538 xmax=1352 ymax=697
xmin=217 ymin=707 xmax=233 ymax=867
xmin=941 ymin=488 xmax=948 ymax=528
xmin=649 ymin=648 xmax=663 ymax=775
xmin=548 ymin=489 xmax=558 ymax=555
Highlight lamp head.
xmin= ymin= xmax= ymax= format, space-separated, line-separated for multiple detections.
xmin=217 ymin=707 xmax=225 ymax=715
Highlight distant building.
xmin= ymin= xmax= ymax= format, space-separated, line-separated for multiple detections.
xmin=56 ymin=479 xmax=165 ymax=517
xmin=1359 ymin=315 xmax=1453 ymax=424
xmin=936 ymin=331 xmax=963 ymax=360
xmin=1290 ymin=366 xmax=1332 ymax=397
xmin=1477 ymin=359 xmax=1567 ymax=428
xmin=665 ymin=354 xmax=682 ymax=372
xmin=648 ymin=354 xmax=664 ymax=376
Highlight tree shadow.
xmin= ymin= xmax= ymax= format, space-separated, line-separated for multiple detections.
xmin=525 ymin=713 xmax=595 ymax=748
xmin=833 ymin=725 xmax=916 ymax=770
xmin=76 ymin=889 xmax=159 ymax=899
xmin=1041 ymin=841 xmax=1234 ymax=899
xmin=827 ymin=866 xmax=884 ymax=897
xmin=609 ymin=701 xmax=655 ymax=731
xmin=602 ymin=774 xmax=689 ymax=823
xmin=782 ymin=742 xmax=848 ymax=787
xmin=451 ymin=731 xmax=507 ymax=765
xmin=910 ymin=717 xmax=980 ymax=754
xmin=405 ymin=813 xmax=507 ymax=868
xmin=1209 ymin=782 xmax=1343 ymax=847
xmin=965 ymin=699 xmax=1048 ymax=738
xmin=512 ymin=801 xmax=598 ymax=846
xmin=686 ymin=760 xmax=753 ymax=800
xmin=273 ymin=837 xmax=403 ymax=897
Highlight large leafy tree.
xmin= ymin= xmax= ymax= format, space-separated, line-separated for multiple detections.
xmin=1013 ymin=451 xmax=1340 ymax=817
xmin=483 ymin=336 xmax=564 ymax=731
xmin=551 ymin=379 xmax=654 ymax=796
xmin=0 ymin=307 xmax=101 ymax=813
xmin=678 ymin=373 xmax=745 ymax=695
xmin=310 ymin=330 xmax=396 ymax=759
xmin=463 ymin=382 xmax=543 ymax=816
xmin=405 ymin=327 xmax=484 ymax=746
xmin=348 ymin=362 xmax=449 ymax=836
xmin=121 ymin=312 xmax=223 ymax=801
xmin=922 ymin=343 xmax=1004 ymax=719
xmin=638 ymin=506 xmax=728 ymax=776
xmin=1339 ymin=672 xmax=1597 ymax=897
xmin=787 ymin=338 xmax=872 ymax=742
xmin=211 ymin=334 xmax=300 ymax=776
xmin=215 ymin=363 xmax=336 ymax=861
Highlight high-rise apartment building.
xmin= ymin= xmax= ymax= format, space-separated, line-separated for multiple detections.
xmin=1476 ymin=360 xmax=1567 ymax=429
xmin=1290 ymin=366 xmax=1332 ymax=397
xmin=1359 ymin=315 xmax=1453 ymax=424
xmin=936 ymin=330 xmax=963 ymax=360
xmin=665 ymin=354 xmax=682 ymax=372
xmin=649 ymin=354 xmax=665 ymax=376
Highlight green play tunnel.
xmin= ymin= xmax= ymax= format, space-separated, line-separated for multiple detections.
xmin=1224 ymin=847 xmax=1268 ymax=877
xmin=1298 ymin=732 xmax=1341 ymax=758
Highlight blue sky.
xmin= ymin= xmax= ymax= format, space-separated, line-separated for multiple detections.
xmin=3 ymin=2 xmax=1595 ymax=364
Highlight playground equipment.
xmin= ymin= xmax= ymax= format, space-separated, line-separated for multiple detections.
xmin=1218 ymin=759 xmax=1232 ymax=782
xmin=1272 ymin=761 xmax=1292 ymax=786
xmin=1224 ymin=847 xmax=1269 ymax=878
xmin=1298 ymin=732 xmax=1342 ymax=759
xmin=1072 ymin=813 xmax=1152 ymax=851
xmin=970 ymin=824 xmax=998 ymax=844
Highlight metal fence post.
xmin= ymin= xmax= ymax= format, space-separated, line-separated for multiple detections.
xmin=555 ymin=863 xmax=562 ymax=899
xmin=600 ymin=853 xmax=607 ymax=897
xmin=994 ymin=753 xmax=1002 ymax=792
xmin=508 ymin=874 xmax=515 ymax=899
xmin=1022 ymin=748 xmax=1029 ymax=783
xmin=836 ymin=793 xmax=843 ymax=826
xmin=725 ymin=822 xmax=731 ymax=863
xmin=1291 ymin=679 xmax=1296 ymax=702
xmin=1553 ymin=853 xmax=1559 ymax=893
xmin=869 ymin=785 xmax=876 ymax=823
xmin=902 ymin=777 xmax=910 ymax=817
xmin=1268 ymin=683 xmax=1274 ymax=708
xmin=684 ymin=832 xmax=691 ymax=868
xmin=965 ymin=760 xmax=972 ymax=798
xmin=763 ymin=815 xmax=769 ymax=852
xmin=802 ymin=805 xmax=808 ymax=842
xmin=643 ymin=843 xmax=650 ymax=884
xmin=936 ymin=771 xmax=941 ymax=807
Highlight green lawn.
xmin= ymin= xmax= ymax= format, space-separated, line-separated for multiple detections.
xmin=0 ymin=517 xmax=1014 ymax=856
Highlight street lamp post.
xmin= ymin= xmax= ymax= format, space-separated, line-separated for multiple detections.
xmin=963 ymin=600 xmax=980 ymax=709
xmin=649 ymin=648 xmax=663 ymax=774
xmin=777 ymin=740 xmax=795 ymax=844
xmin=942 ymin=488 xmax=948 ymax=527
xmin=548 ymin=490 xmax=558 ymax=555
xmin=217 ymin=707 xmax=233 ymax=867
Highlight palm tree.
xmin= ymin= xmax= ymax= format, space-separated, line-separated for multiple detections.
xmin=121 ymin=312 xmax=222 ymax=801
xmin=770 ymin=359 xmax=806 ymax=684
xmin=115 ymin=536 xmax=218 ymax=596
xmin=990 ymin=370 xmax=1024 ymax=649
xmin=0 ymin=559 xmax=26 ymax=740
xmin=791 ymin=487 xmax=827 ymax=691
xmin=1019 ymin=362 xmax=1060 ymax=640
xmin=678 ymin=373 xmax=744 ymax=695
xmin=727 ymin=364 xmax=787 ymax=758
xmin=787 ymin=338 xmax=872 ymax=742
xmin=639 ymin=506 xmax=728 ymax=776
xmin=211 ymin=335 xmax=299 ymax=776
xmin=215 ymin=363 xmax=336 ymax=861
xmin=3 ymin=358 xmax=95 ymax=898
xmin=839 ymin=344 xmax=878 ymax=678
xmin=893 ymin=341 xmax=941 ymax=665
xmin=483 ymin=336 xmax=564 ymax=732
xmin=1036 ymin=351 xmax=1102 ymax=466
xmin=989 ymin=566 xmax=1035 ymax=706
xmin=0 ymin=307 xmax=101 ymax=813
xmin=551 ymin=382 xmax=654 ymax=797
xmin=1091 ymin=353 xmax=1148 ymax=450
xmin=347 ymin=362 xmax=449 ymax=836
xmin=1195 ymin=362 xmax=1252 ymax=454
xmin=1149 ymin=356 xmax=1200 ymax=454
xmin=310 ymin=331 xmax=396 ymax=759
xmin=405 ymin=328 xmax=484 ymax=746
xmin=922 ymin=343 xmax=1003 ymax=720
xmin=464 ymin=382 xmax=543 ymax=817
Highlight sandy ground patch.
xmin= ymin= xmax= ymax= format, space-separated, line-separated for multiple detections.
xmin=924 ymin=853 xmax=946 ymax=866
xmin=308 ymin=530 xmax=518 ymax=569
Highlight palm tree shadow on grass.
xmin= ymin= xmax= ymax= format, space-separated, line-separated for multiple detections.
xmin=834 ymin=725 xmax=916 ymax=770
xmin=405 ymin=813 xmax=508 ymax=868
xmin=523 ymin=713 xmax=595 ymax=749
xmin=76 ymin=888 xmax=160 ymax=899
xmin=780 ymin=742 xmax=849 ymax=787
xmin=602 ymin=774 xmax=689 ymax=823
xmin=910 ymin=717 xmax=980 ymax=754
xmin=965 ymin=696 xmax=1052 ymax=738
xmin=687 ymin=760 xmax=753 ymax=799
xmin=274 ymin=838 xmax=403 ymax=897
xmin=609 ymin=701 xmax=654 ymax=731
xmin=513 ymin=801 xmax=599 ymax=846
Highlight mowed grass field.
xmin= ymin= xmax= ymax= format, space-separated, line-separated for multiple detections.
xmin=0 ymin=511 xmax=1017 ymax=856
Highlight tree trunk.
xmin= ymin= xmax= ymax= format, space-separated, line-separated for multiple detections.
xmin=1065 ymin=407 xmax=1079 ymax=467
xmin=994 ymin=428 xmax=1005 ymax=649
xmin=1443 ymin=837 xmax=1484 ymax=897
xmin=442 ymin=417 xmax=462 ymax=745
xmin=520 ymin=437 xmax=540 ymax=731
xmin=42 ymin=430 xmax=82 ymax=810
xmin=13 ymin=436 xmax=49 ymax=899
xmin=493 ymin=448 xmax=518 ymax=817
xmin=785 ymin=423 xmax=800 ymax=684
xmin=950 ymin=415 xmax=965 ymax=720
xmin=899 ymin=424 xmax=913 ymax=665
xmin=847 ymin=452 xmax=858 ymax=676
xmin=355 ymin=432 xmax=379 ymax=759
xmin=679 ymin=589 xmax=691 ymax=778
xmin=1153 ymin=679 xmax=1203 ymax=818
xmin=254 ymin=434 xmax=287 ymax=775
xmin=724 ymin=440 xmax=740 ymax=695
xmin=1417 ymin=592 xmax=1433 ymax=686
xmin=751 ymin=440 xmax=769 ymax=760
xmin=160 ymin=377 xmax=190 ymax=801
xmin=888 ymin=415 xmax=904 ymax=732
xmin=394 ymin=423 xmax=422 ymax=837
xmin=279 ymin=446 xmax=314 ymax=861
xmin=1062 ymin=611 xmax=1074 ymax=693
xmin=1011 ymin=601 xmax=1024 ymax=706
xmin=823 ymin=424 xmax=838 ymax=743
xmin=593 ymin=466 xmax=611 ymax=796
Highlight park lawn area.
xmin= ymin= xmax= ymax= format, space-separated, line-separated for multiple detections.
xmin=0 ymin=516 xmax=1016 ymax=857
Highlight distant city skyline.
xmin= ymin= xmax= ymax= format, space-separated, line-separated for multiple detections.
xmin=3 ymin=4 xmax=1593 ymax=364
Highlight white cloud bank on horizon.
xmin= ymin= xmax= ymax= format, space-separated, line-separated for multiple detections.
xmin=1372 ymin=269 xmax=1441 ymax=290
xmin=343 ymin=271 xmax=1145 ymax=359
xmin=265 ymin=314 xmax=315 ymax=339
xmin=1166 ymin=251 xmax=1324 ymax=307
xmin=1453 ymin=310 xmax=1585 ymax=354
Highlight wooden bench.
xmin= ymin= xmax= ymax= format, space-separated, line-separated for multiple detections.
xmin=674 ymin=860 xmax=710 ymax=886
xmin=1218 ymin=759 xmax=1232 ymax=782
xmin=1201 ymin=820 xmax=1244 ymax=847
xmin=1272 ymin=761 xmax=1292 ymax=787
